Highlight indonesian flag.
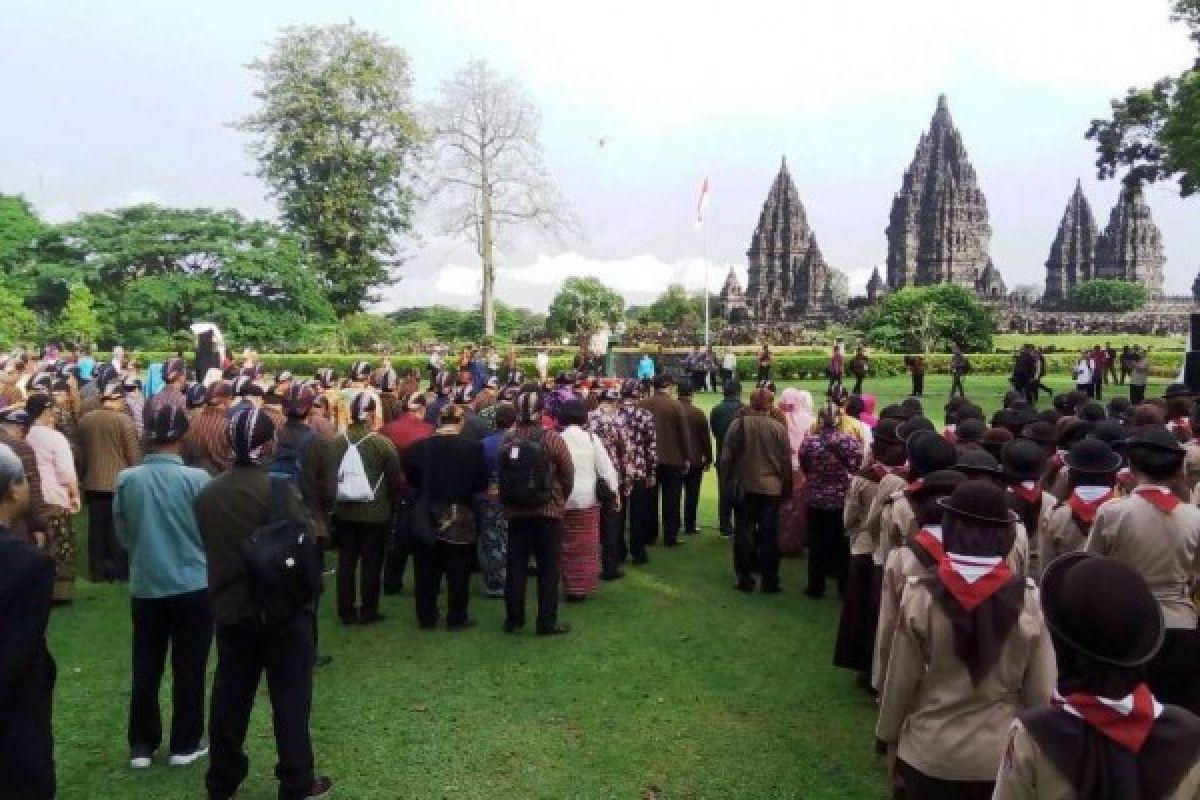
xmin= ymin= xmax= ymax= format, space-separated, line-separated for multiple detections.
xmin=694 ymin=176 xmax=710 ymax=230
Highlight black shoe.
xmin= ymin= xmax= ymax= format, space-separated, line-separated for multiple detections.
xmin=664 ymin=540 xmax=683 ymax=548
xmin=383 ymin=586 xmax=403 ymax=597
xmin=734 ymin=582 xmax=754 ymax=593
xmin=503 ymin=620 xmax=524 ymax=634
xmin=761 ymin=585 xmax=782 ymax=595
xmin=359 ymin=611 xmax=386 ymax=625
xmin=564 ymin=595 xmax=587 ymax=603
xmin=631 ymin=556 xmax=649 ymax=565
xmin=803 ymin=588 xmax=824 ymax=600
xmin=684 ymin=529 xmax=699 ymax=535
xmin=304 ymin=775 xmax=333 ymax=799
xmin=537 ymin=623 xmax=572 ymax=636
xmin=719 ymin=529 xmax=733 ymax=538
xmin=418 ymin=620 xmax=439 ymax=631
xmin=447 ymin=619 xmax=477 ymax=631
xmin=339 ymin=615 xmax=358 ymax=626
xmin=601 ymin=570 xmax=624 ymax=581
xmin=315 ymin=654 xmax=333 ymax=668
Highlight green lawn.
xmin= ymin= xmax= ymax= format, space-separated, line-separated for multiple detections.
xmin=47 ymin=372 xmax=1163 ymax=799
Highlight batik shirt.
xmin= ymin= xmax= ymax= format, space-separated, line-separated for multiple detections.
xmin=798 ymin=430 xmax=863 ymax=510
xmin=617 ymin=401 xmax=657 ymax=484
xmin=588 ymin=407 xmax=633 ymax=495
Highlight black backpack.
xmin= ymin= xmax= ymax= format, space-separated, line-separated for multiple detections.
xmin=266 ymin=426 xmax=314 ymax=486
xmin=497 ymin=429 xmax=553 ymax=509
xmin=242 ymin=478 xmax=322 ymax=626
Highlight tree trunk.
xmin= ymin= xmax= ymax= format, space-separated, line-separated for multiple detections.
xmin=480 ymin=159 xmax=496 ymax=340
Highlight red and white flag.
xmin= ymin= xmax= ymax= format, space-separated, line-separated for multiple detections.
xmin=694 ymin=176 xmax=710 ymax=230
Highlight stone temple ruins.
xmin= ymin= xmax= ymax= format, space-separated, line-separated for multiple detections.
xmin=718 ymin=94 xmax=1196 ymax=335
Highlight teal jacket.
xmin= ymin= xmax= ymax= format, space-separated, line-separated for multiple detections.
xmin=114 ymin=454 xmax=211 ymax=598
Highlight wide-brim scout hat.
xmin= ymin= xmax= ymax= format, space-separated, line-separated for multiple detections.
xmin=1064 ymin=437 xmax=1122 ymax=474
xmin=937 ymin=480 xmax=1018 ymax=524
xmin=1041 ymin=552 xmax=1164 ymax=668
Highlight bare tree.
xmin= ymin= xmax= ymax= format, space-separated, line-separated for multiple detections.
xmin=425 ymin=59 xmax=577 ymax=337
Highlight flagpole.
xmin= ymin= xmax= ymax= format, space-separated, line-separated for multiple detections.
xmin=703 ymin=220 xmax=710 ymax=347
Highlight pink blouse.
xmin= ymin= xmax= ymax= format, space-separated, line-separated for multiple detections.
xmin=26 ymin=425 xmax=78 ymax=510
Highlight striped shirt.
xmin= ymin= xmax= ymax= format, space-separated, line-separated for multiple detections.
xmin=182 ymin=406 xmax=232 ymax=476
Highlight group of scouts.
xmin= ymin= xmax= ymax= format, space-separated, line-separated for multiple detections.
xmin=829 ymin=384 xmax=1200 ymax=798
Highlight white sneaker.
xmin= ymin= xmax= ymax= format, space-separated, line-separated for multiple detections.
xmin=168 ymin=745 xmax=209 ymax=767
xmin=130 ymin=754 xmax=153 ymax=770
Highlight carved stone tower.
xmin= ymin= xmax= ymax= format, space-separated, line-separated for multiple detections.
xmin=1095 ymin=188 xmax=1166 ymax=299
xmin=886 ymin=95 xmax=994 ymax=293
xmin=1043 ymin=180 xmax=1099 ymax=305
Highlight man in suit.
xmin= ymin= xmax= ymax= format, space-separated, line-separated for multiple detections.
xmin=677 ymin=383 xmax=712 ymax=535
xmin=0 ymin=442 xmax=57 ymax=799
xmin=640 ymin=375 xmax=694 ymax=548
xmin=77 ymin=381 xmax=142 ymax=581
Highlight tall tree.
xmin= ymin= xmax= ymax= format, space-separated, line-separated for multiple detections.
xmin=426 ymin=59 xmax=576 ymax=337
xmin=54 ymin=283 xmax=102 ymax=345
xmin=237 ymin=23 xmax=421 ymax=314
xmin=1087 ymin=0 xmax=1200 ymax=195
xmin=546 ymin=276 xmax=625 ymax=336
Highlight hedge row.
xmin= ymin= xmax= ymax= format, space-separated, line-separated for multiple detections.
xmin=117 ymin=351 xmax=1182 ymax=382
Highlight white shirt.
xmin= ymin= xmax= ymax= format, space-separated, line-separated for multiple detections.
xmin=1074 ymin=359 xmax=1093 ymax=385
xmin=723 ymin=352 xmax=737 ymax=370
xmin=560 ymin=425 xmax=618 ymax=509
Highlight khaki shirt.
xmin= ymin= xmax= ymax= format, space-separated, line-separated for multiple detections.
xmin=877 ymin=578 xmax=1056 ymax=782
xmin=843 ymin=474 xmax=882 ymax=556
xmin=1185 ymin=441 xmax=1200 ymax=491
xmin=992 ymin=718 xmax=1200 ymax=800
xmin=1036 ymin=492 xmax=1116 ymax=579
xmin=1021 ymin=490 xmax=1058 ymax=579
xmin=1085 ymin=491 xmax=1200 ymax=629
xmin=865 ymin=473 xmax=908 ymax=566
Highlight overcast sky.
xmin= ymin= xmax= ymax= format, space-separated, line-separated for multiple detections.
xmin=2 ymin=0 xmax=1197 ymax=312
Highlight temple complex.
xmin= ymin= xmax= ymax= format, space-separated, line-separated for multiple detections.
xmin=1043 ymin=181 xmax=1099 ymax=305
xmin=885 ymin=95 xmax=993 ymax=294
xmin=739 ymin=158 xmax=834 ymax=322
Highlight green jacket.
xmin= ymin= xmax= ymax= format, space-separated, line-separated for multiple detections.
xmin=709 ymin=398 xmax=744 ymax=456
xmin=328 ymin=424 xmax=403 ymax=523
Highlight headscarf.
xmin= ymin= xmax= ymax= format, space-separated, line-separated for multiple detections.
xmin=227 ymin=407 xmax=276 ymax=466
xmin=779 ymin=388 xmax=813 ymax=456
xmin=859 ymin=393 xmax=878 ymax=428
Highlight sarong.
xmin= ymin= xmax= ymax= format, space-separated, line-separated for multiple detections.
xmin=561 ymin=505 xmax=600 ymax=598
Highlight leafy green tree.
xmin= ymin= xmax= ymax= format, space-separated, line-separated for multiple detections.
xmin=1087 ymin=1 xmax=1200 ymax=195
xmin=37 ymin=205 xmax=336 ymax=349
xmin=859 ymin=285 xmax=993 ymax=353
xmin=632 ymin=284 xmax=709 ymax=331
xmin=0 ymin=194 xmax=43 ymax=273
xmin=546 ymin=277 xmax=625 ymax=336
xmin=0 ymin=287 xmax=40 ymax=347
xmin=1067 ymin=279 xmax=1148 ymax=312
xmin=237 ymin=23 xmax=421 ymax=314
xmin=54 ymin=283 xmax=102 ymax=345
xmin=387 ymin=303 xmax=545 ymax=344
xmin=341 ymin=313 xmax=398 ymax=351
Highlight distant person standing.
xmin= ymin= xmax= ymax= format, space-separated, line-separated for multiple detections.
xmin=709 ymin=381 xmax=744 ymax=537
xmin=0 ymin=443 xmax=57 ymax=800
xmin=706 ymin=346 xmax=720 ymax=393
xmin=535 ymin=349 xmax=550 ymax=385
xmin=24 ymin=393 xmax=81 ymax=604
xmin=720 ymin=349 xmax=738 ymax=388
xmin=1119 ymin=344 xmax=1134 ymax=385
xmin=640 ymin=376 xmax=694 ymax=548
xmin=757 ymin=344 xmax=772 ymax=384
xmin=799 ymin=403 xmax=863 ymax=599
xmin=78 ymin=381 xmax=142 ymax=582
xmin=1012 ymin=345 xmax=1038 ymax=405
xmin=827 ymin=339 xmax=844 ymax=396
xmin=905 ymin=354 xmax=926 ymax=398
xmin=1090 ymin=345 xmax=1106 ymax=400
xmin=949 ymin=344 xmax=968 ymax=399
xmin=848 ymin=346 xmax=868 ymax=395
xmin=1105 ymin=341 xmax=1118 ymax=384
xmin=1130 ymin=346 xmax=1150 ymax=404
xmin=1073 ymin=351 xmax=1095 ymax=397
xmin=677 ymin=384 xmax=712 ymax=536
xmin=636 ymin=352 xmax=655 ymax=389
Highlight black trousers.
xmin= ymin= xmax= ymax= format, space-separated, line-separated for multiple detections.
xmin=129 ymin=590 xmax=213 ymax=755
xmin=690 ymin=370 xmax=707 ymax=393
xmin=86 ymin=490 xmax=127 ymax=582
xmin=206 ymin=615 xmax=315 ymax=800
xmin=715 ymin=466 xmax=735 ymax=533
xmin=894 ymin=760 xmax=994 ymax=800
xmin=383 ymin=501 xmax=413 ymax=595
xmin=949 ymin=374 xmax=965 ymax=398
xmin=1092 ymin=378 xmax=1104 ymax=400
xmin=720 ymin=368 xmax=733 ymax=389
xmin=0 ymin=650 xmax=55 ymax=800
xmin=851 ymin=375 xmax=864 ymax=395
xmin=807 ymin=505 xmax=849 ymax=598
xmin=505 ymin=516 xmax=562 ymax=632
xmin=757 ymin=366 xmax=770 ymax=383
xmin=600 ymin=502 xmax=623 ymax=578
xmin=1131 ymin=384 xmax=1147 ymax=404
xmin=413 ymin=540 xmax=472 ymax=628
xmin=683 ymin=467 xmax=703 ymax=533
xmin=910 ymin=373 xmax=925 ymax=397
xmin=628 ymin=478 xmax=656 ymax=553
xmin=733 ymin=493 xmax=780 ymax=589
xmin=655 ymin=465 xmax=685 ymax=545
xmin=334 ymin=519 xmax=388 ymax=622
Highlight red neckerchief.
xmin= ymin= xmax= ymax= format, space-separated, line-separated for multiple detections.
xmin=913 ymin=525 xmax=945 ymax=563
xmin=1010 ymin=480 xmax=1041 ymax=503
xmin=1067 ymin=487 xmax=1114 ymax=525
xmin=1170 ymin=417 xmax=1192 ymax=438
xmin=1116 ymin=468 xmax=1134 ymax=490
xmin=1053 ymin=684 xmax=1162 ymax=753
xmin=937 ymin=552 xmax=1014 ymax=611
xmin=905 ymin=479 xmax=924 ymax=494
xmin=1049 ymin=451 xmax=1065 ymax=471
xmin=865 ymin=463 xmax=891 ymax=482
xmin=943 ymin=427 xmax=957 ymax=444
xmin=1135 ymin=486 xmax=1181 ymax=513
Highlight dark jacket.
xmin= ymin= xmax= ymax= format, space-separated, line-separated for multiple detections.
xmin=193 ymin=467 xmax=313 ymax=626
xmin=404 ymin=432 xmax=488 ymax=505
xmin=0 ymin=528 xmax=56 ymax=799
xmin=709 ymin=397 xmax=744 ymax=457
xmin=640 ymin=391 xmax=694 ymax=468
xmin=719 ymin=412 xmax=792 ymax=498
xmin=681 ymin=400 xmax=713 ymax=468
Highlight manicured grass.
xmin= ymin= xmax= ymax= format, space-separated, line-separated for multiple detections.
xmin=47 ymin=372 xmax=1160 ymax=799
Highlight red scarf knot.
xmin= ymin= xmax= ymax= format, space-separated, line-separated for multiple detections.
xmin=1067 ymin=487 xmax=1114 ymax=524
xmin=943 ymin=427 xmax=957 ymax=444
xmin=1010 ymin=480 xmax=1041 ymax=503
xmin=938 ymin=552 xmax=1014 ymax=611
xmin=913 ymin=526 xmax=945 ymax=563
xmin=1050 ymin=451 xmax=1065 ymax=471
xmin=1134 ymin=486 xmax=1180 ymax=513
xmin=1053 ymin=684 xmax=1162 ymax=753
xmin=905 ymin=479 xmax=924 ymax=493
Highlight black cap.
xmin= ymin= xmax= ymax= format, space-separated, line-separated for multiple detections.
xmin=1041 ymin=552 xmax=1164 ymax=668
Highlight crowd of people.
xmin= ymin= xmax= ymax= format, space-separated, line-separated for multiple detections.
xmin=1 ymin=340 xmax=1199 ymax=799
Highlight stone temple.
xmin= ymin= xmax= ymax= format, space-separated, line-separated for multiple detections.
xmin=886 ymin=95 xmax=999 ymax=296
xmin=731 ymin=157 xmax=834 ymax=322
xmin=1043 ymin=180 xmax=1099 ymax=305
